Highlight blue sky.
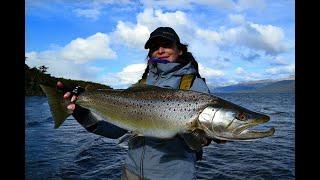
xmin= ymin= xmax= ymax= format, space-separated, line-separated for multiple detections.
xmin=25 ymin=0 xmax=295 ymax=89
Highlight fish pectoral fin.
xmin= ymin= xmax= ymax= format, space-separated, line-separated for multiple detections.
xmin=180 ymin=129 xmax=207 ymax=151
xmin=118 ymin=133 xmax=133 ymax=144
xmin=117 ymin=131 xmax=143 ymax=144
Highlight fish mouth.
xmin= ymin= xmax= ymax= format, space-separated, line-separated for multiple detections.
xmin=231 ymin=116 xmax=275 ymax=140
xmin=233 ymin=127 xmax=275 ymax=140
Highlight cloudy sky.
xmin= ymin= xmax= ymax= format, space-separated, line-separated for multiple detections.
xmin=25 ymin=0 xmax=295 ymax=89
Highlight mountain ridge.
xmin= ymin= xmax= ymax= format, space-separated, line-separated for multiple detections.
xmin=211 ymin=78 xmax=295 ymax=93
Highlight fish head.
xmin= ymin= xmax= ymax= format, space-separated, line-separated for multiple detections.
xmin=198 ymin=99 xmax=275 ymax=141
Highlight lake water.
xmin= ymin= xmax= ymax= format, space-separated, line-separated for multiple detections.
xmin=25 ymin=93 xmax=295 ymax=179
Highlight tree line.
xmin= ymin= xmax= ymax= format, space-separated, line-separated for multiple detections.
xmin=25 ymin=64 xmax=112 ymax=96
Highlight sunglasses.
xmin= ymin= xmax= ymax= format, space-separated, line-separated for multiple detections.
xmin=149 ymin=40 xmax=174 ymax=51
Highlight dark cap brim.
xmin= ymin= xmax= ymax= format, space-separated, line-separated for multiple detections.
xmin=144 ymin=35 xmax=176 ymax=49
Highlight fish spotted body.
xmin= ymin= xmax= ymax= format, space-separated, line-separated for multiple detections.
xmin=40 ymin=84 xmax=275 ymax=151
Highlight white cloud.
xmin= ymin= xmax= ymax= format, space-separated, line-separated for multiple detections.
xmin=265 ymin=64 xmax=295 ymax=75
xmin=103 ymin=62 xmax=225 ymax=89
xmin=26 ymin=33 xmax=117 ymax=65
xmin=25 ymin=51 xmax=104 ymax=82
xmin=219 ymin=22 xmax=290 ymax=55
xmin=72 ymin=0 xmax=133 ymax=19
xmin=228 ymin=14 xmax=246 ymax=25
xmin=250 ymin=23 xmax=288 ymax=53
xmin=196 ymin=29 xmax=222 ymax=44
xmin=210 ymin=78 xmax=240 ymax=88
xmin=247 ymin=72 xmax=263 ymax=79
xmin=26 ymin=1 xmax=293 ymax=88
xmin=111 ymin=8 xmax=219 ymax=62
xmin=231 ymin=67 xmax=265 ymax=82
xmin=60 ymin=32 xmax=116 ymax=64
xmin=111 ymin=8 xmax=195 ymax=48
xmin=136 ymin=8 xmax=191 ymax=32
xmin=112 ymin=21 xmax=150 ymax=49
xmin=265 ymin=68 xmax=277 ymax=74
xmin=25 ymin=33 xmax=118 ymax=83
xmin=103 ymin=63 xmax=147 ymax=88
xmin=110 ymin=7 xmax=291 ymax=64
xmin=188 ymin=22 xmax=290 ymax=66
xmin=272 ymin=56 xmax=289 ymax=65
xmin=108 ymin=7 xmax=292 ymax=83
xmin=223 ymin=79 xmax=239 ymax=86
xmin=25 ymin=51 xmax=38 ymax=60
xmin=235 ymin=0 xmax=266 ymax=11
xmin=188 ymin=38 xmax=220 ymax=62
xmin=198 ymin=63 xmax=224 ymax=78
xmin=236 ymin=67 xmax=245 ymax=74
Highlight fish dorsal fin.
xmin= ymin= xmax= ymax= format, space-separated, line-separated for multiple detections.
xmin=180 ymin=129 xmax=207 ymax=151
xmin=127 ymin=84 xmax=162 ymax=92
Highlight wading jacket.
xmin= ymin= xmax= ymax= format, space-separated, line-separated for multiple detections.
xmin=73 ymin=60 xmax=210 ymax=180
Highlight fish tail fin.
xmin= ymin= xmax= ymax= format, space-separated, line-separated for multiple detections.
xmin=40 ymin=84 xmax=72 ymax=128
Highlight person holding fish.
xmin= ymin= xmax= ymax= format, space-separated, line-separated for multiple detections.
xmin=57 ymin=27 xmax=227 ymax=179
xmin=43 ymin=26 xmax=274 ymax=180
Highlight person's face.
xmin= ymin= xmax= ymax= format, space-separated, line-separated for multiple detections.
xmin=149 ymin=37 xmax=182 ymax=62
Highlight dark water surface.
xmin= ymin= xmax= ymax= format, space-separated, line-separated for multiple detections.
xmin=25 ymin=93 xmax=295 ymax=179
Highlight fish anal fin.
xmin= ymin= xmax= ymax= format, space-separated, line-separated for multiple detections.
xmin=118 ymin=132 xmax=139 ymax=144
xmin=118 ymin=131 xmax=144 ymax=144
xmin=180 ymin=129 xmax=207 ymax=151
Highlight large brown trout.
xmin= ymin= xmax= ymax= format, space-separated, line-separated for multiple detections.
xmin=40 ymin=84 xmax=275 ymax=150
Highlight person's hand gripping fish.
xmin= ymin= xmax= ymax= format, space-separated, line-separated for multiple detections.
xmin=56 ymin=81 xmax=81 ymax=112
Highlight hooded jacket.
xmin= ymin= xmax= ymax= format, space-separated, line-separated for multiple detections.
xmin=73 ymin=60 xmax=210 ymax=180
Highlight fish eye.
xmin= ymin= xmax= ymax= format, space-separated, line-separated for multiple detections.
xmin=236 ymin=112 xmax=247 ymax=121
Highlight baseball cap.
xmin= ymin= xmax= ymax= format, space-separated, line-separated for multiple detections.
xmin=144 ymin=27 xmax=181 ymax=49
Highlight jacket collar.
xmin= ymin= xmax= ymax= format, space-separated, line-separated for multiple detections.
xmin=148 ymin=59 xmax=197 ymax=76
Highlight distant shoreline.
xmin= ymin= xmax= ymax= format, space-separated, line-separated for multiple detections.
xmin=211 ymin=80 xmax=295 ymax=94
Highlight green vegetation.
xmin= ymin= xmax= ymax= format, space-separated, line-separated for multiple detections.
xmin=25 ymin=64 xmax=112 ymax=96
